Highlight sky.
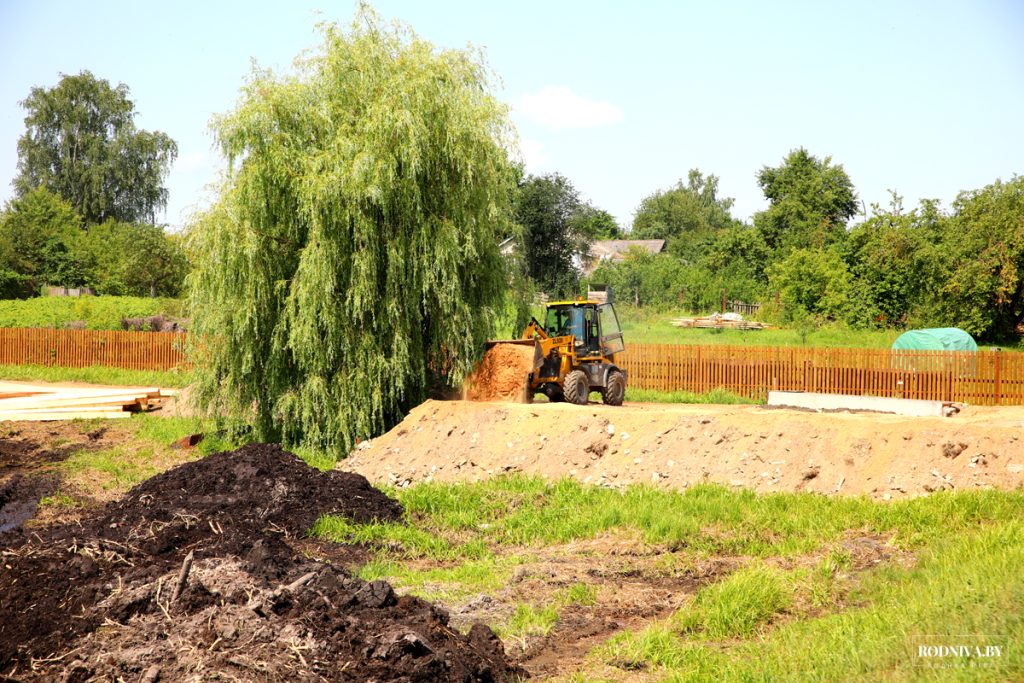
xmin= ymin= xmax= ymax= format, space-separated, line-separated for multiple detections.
xmin=1 ymin=0 xmax=1022 ymax=232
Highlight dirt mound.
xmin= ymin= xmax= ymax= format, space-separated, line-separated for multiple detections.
xmin=0 ymin=443 xmax=523 ymax=682
xmin=342 ymin=399 xmax=1024 ymax=499
xmin=102 ymin=442 xmax=403 ymax=532
xmin=464 ymin=344 xmax=536 ymax=402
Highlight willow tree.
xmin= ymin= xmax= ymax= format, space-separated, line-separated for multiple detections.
xmin=187 ymin=12 xmax=517 ymax=453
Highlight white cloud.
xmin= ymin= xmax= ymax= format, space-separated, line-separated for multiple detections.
xmin=517 ymin=137 xmax=551 ymax=168
xmin=517 ymin=86 xmax=624 ymax=129
xmin=174 ymin=149 xmax=212 ymax=174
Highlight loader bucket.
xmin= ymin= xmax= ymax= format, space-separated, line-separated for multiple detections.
xmin=484 ymin=338 xmax=544 ymax=371
xmin=464 ymin=339 xmax=543 ymax=402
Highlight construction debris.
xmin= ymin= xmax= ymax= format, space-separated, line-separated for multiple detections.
xmin=671 ymin=313 xmax=771 ymax=330
xmin=0 ymin=381 xmax=175 ymax=421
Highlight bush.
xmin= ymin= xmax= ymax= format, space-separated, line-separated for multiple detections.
xmin=0 ymin=295 xmax=183 ymax=330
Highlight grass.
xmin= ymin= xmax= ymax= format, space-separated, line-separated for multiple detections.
xmin=616 ymin=305 xmax=904 ymax=348
xmin=625 ymin=387 xmax=760 ymax=404
xmin=315 ymin=476 xmax=1024 ymax=679
xmin=673 ymin=563 xmax=793 ymax=638
xmin=356 ymin=555 xmax=520 ymax=601
xmin=497 ymin=602 xmax=560 ymax=640
xmin=0 ymin=363 xmax=191 ymax=388
xmin=496 ymin=583 xmax=599 ymax=642
xmin=60 ymin=445 xmax=166 ymax=490
xmin=598 ymin=521 xmax=1024 ymax=680
xmin=30 ymin=414 xmax=240 ymax=502
xmin=0 ymin=295 xmax=183 ymax=330
xmin=38 ymin=492 xmax=79 ymax=509
xmin=317 ymin=476 xmax=1024 ymax=559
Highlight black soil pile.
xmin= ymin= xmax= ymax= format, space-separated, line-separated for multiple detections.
xmin=0 ymin=443 xmax=523 ymax=682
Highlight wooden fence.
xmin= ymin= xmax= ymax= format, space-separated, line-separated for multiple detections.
xmin=3 ymin=328 xmax=1024 ymax=406
xmin=0 ymin=328 xmax=187 ymax=372
xmin=617 ymin=343 xmax=1024 ymax=406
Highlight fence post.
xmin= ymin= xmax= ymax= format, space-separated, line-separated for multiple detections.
xmin=720 ymin=288 xmax=726 ymax=314
xmin=994 ymin=348 xmax=1003 ymax=405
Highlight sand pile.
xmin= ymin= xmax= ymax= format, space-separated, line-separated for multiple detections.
xmin=341 ymin=399 xmax=1024 ymax=499
xmin=464 ymin=343 xmax=537 ymax=402
xmin=0 ymin=443 xmax=523 ymax=682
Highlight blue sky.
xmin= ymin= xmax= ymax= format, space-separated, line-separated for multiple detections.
xmin=1 ymin=0 xmax=1022 ymax=231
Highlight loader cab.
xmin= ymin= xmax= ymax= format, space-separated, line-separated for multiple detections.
xmin=543 ymin=301 xmax=625 ymax=360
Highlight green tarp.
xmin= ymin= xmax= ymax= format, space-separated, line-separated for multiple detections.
xmin=892 ymin=328 xmax=978 ymax=352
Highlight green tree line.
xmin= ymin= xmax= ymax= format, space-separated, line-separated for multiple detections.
xmin=0 ymin=71 xmax=186 ymax=298
xmin=587 ymin=149 xmax=1024 ymax=342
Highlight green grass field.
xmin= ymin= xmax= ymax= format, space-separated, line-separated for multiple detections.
xmin=314 ymin=476 xmax=1024 ymax=681
xmin=615 ymin=305 xmax=904 ymax=348
xmin=0 ymin=363 xmax=191 ymax=388
xmin=0 ymin=295 xmax=183 ymax=330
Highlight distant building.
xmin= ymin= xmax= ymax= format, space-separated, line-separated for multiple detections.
xmin=582 ymin=239 xmax=665 ymax=275
xmin=497 ymin=236 xmax=666 ymax=278
xmin=498 ymin=236 xmax=517 ymax=257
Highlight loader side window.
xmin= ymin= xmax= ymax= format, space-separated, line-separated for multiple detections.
xmin=544 ymin=306 xmax=566 ymax=337
xmin=598 ymin=303 xmax=625 ymax=355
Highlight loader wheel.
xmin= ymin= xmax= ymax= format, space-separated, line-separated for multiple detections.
xmin=543 ymin=383 xmax=564 ymax=402
xmin=602 ymin=370 xmax=626 ymax=406
xmin=563 ymin=370 xmax=590 ymax=405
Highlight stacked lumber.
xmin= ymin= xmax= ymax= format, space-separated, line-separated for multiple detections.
xmin=671 ymin=315 xmax=771 ymax=330
xmin=0 ymin=381 xmax=176 ymax=421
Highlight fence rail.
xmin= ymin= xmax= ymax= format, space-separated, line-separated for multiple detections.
xmin=617 ymin=343 xmax=1024 ymax=406
xmin=0 ymin=328 xmax=187 ymax=371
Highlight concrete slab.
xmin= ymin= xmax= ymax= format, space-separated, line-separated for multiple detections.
xmin=767 ymin=391 xmax=954 ymax=417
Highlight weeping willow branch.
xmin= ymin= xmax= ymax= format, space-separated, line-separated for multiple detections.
xmin=186 ymin=7 xmax=517 ymax=454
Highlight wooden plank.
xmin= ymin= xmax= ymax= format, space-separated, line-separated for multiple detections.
xmin=0 ymin=381 xmax=161 ymax=395
xmin=6 ymin=404 xmax=132 ymax=414
xmin=0 ymin=394 xmax=149 ymax=410
xmin=0 ymin=411 xmax=132 ymax=422
xmin=0 ymin=391 xmax=48 ymax=400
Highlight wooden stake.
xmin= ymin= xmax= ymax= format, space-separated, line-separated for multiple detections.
xmin=171 ymin=550 xmax=194 ymax=604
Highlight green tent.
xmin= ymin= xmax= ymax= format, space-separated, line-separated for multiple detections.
xmin=892 ymin=328 xmax=978 ymax=352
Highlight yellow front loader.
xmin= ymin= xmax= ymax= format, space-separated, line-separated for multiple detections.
xmin=485 ymin=298 xmax=628 ymax=405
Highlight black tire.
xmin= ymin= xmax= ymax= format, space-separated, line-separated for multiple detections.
xmin=563 ymin=369 xmax=590 ymax=405
xmin=543 ymin=384 xmax=564 ymax=403
xmin=602 ymin=369 xmax=626 ymax=406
